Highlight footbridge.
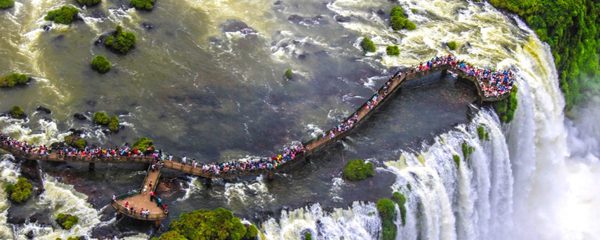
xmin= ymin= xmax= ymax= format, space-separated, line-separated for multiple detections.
xmin=0 ymin=56 xmax=515 ymax=222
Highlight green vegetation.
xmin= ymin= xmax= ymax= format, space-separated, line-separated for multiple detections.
xmin=133 ymin=137 xmax=154 ymax=151
xmin=304 ymin=232 xmax=312 ymax=240
xmin=447 ymin=41 xmax=458 ymax=50
xmin=284 ymin=68 xmax=293 ymax=80
xmin=495 ymin=85 xmax=518 ymax=123
xmin=130 ymin=0 xmax=155 ymax=10
xmin=93 ymin=112 xmax=120 ymax=132
xmin=360 ymin=37 xmax=376 ymax=53
xmin=477 ymin=125 xmax=490 ymax=141
xmin=377 ymin=198 xmax=397 ymax=240
xmin=104 ymin=26 xmax=136 ymax=54
xmin=45 ymin=5 xmax=79 ymax=25
xmin=342 ymin=159 xmax=375 ymax=181
xmin=488 ymin=0 xmax=600 ymax=110
xmin=389 ymin=6 xmax=416 ymax=31
xmin=56 ymin=213 xmax=79 ymax=230
xmin=91 ymin=55 xmax=111 ymax=74
xmin=0 ymin=73 xmax=29 ymax=88
xmin=75 ymin=0 xmax=101 ymax=6
xmin=4 ymin=177 xmax=33 ymax=204
xmin=155 ymin=208 xmax=258 ymax=240
xmin=55 ymin=237 xmax=83 ymax=240
xmin=453 ymin=154 xmax=461 ymax=168
xmin=386 ymin=45 xmax=400 ymax=56
xmin=64 ymin=135 xmax=87 ymax=150
xmin=461 ymin=142 xmax=475 ymax=160
xmin=9 ymin=106 xmax=25 ymax=119
xmin=392 ymin=192 xmax=407 ymax=226
xmin=0 ymin=0 xmax=14 ymax=9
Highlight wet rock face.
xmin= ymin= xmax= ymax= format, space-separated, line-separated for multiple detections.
xmin=220 ymin=19 xmax=257 ymax=35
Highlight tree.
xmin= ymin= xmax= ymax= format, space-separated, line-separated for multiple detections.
xmin=0 ymin=73 xmax=29 ymax=88
xmin=386 ymin=45 xmax=400 ymax=56
xmin=360 ymin=37 xmax=376 ymax=53
xmin=130 ymin=0 xmax=155 ymax=11
xmin=0 ymin=0 xmax=14 ymax=9
xmin=76 ymin=0 xmax=101 ymax=7
xmin=165 ymin=208 xmax=252 ymax=240
xmin=45 ymin=5 xmax=79 ymax=25
xmin=4 ymin=177 xmax=33 ymax=204
xmin=91 ymin=55 xmax=111 ymax=74
xmin=342 ymin=159 xmax=375 ymax=181
xmin=93 ymin=112 xmax=110 ymax=125
xmin=104 ymin=26 xmax=137 ymax=54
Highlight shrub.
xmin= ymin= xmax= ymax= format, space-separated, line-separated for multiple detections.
xmin=133 ymin=137 xmax=154 ymax=151
xmin=64 ymin=135 xmax=87 ymax=150
xmin=158 ymin=231 xmax=186 ymax=240
xmin=342 ymin=159 xmax=374 ymax=181
xmin=104 ymin=26 xmax=136 ymax=54
xmin=377 ymin=198 xmax=397 ymax=240
xmin=45 ymin=5 xmax=79 ymax=25
xmin=0 ymin=0 xmax=14 ymax=9
xmin=158 ymin=208 xmax=258 ymax=240
xmin=477 ymin=125 xmax=489 ymax=141
xmin=389 ymin=6 xmax=416 ymax=31
xmin=4 ymin=177 xmax=33 ymax=204
xmin=360 ymin=37 xmax=376 ymax=53
xmin=56 ymin=213 xmax=79 ymax=230
xmin=304 ymin=232 xmax=312 ymax=240
xmin=93 ymin=112 xmax=110 ymax=125
xmin=447 ymin=41 xmax=458 ymax=50
xmin=130 ymin=0 xmax=154 ymax=10
xmin=386 ymin=45 xmax=399 ymax=56
xmin=76 ymin=0 xmax=101 ymax=6
xmin=284 ymin=68 xmax=293 ymax=80
xmin=0 ymin=73 xmax=29 ymax=88
xmin=108 ymin=116 xmax=119 ymax=132
xmin=392 ymin=192 xmax=407 ymax=226
xmin=461 ymin=142 xmax=475 ymax=160
xmin=244 ymin=224 xmax=258 ymax=240
xmin=453 ymin=154 xmax=460 ymax=168
xmin=495 ymin=85 xmax=518 ymax=123
xmin=9 ymin=106 xmax=25 ymax=119
xmin=91 ymin=55 xmax=111 ymax=74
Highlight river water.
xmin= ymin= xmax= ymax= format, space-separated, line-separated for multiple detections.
xmin=0 ymin=0 xmax=599 ymax=239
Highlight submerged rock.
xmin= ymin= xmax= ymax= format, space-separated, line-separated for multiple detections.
xmin=36 ymin=106 xmax=51 ymax=114
xmin=220 ymin=19 xmax=257 ymax=35
xmin=73 ymin=113 xmax=87 ymax=121
xmin=334 ymin=15 xmax=351 ymax=23
xmin=141 ymin=22 xmax=154 ymax=31
xmin=288 ymin=14 xmax=328 ymax=26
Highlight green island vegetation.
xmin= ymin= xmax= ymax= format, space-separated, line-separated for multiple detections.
xmin=133 ymin=137 xmax=154 ymax=151
xmin=495 ymin=85 xmax=518 ymax=123
xmin=45 ymin=5 xmax=79 ymax=25
xmin=153 ymin=208 xmax=258 ymax=240
xmin=447 ymin=41 xmax=458 ymax=50
xmin=488 ymin=0 xmax=600 ymax=110
xmin=304 ymin=232 xmax=312 ymax=240
xmin=477 ymin=125 xmax=490 ymax=141
xmin=342 ymin=159 xmax=375 ymax=181
xmin=131 ymin=0 xmax=155 ymax=11
xmin=76 ymin=0 xmax=101 ymax=7
xmin=55 ymin=213 xmax=79 ymax=230
xmin=4 ymin=177 xmax=33 ymax=204
xmin=389 ymin=6 xmax=416 ymax=31
xmin=284 ymin=68 xmax=293 ymax=80
xmin=93 ymin=112 xmax=120 ymax=132
xmin=453 ymin=154 xmax=461 ymax=168
xmin=9 ymin=105 xmax=25 ymax=119
xmin=462 ymin=141 xmax=475 ymax=160
xmin=0 ymin=0 xmax=14 ymax=9
xmin=376 ymin=198 xmax=397 ymax=240
xmin=64 ymin=134 xmax=87 ymax=150
xmin=91 ymin=55 xmax=111 ymax=74
xmin=386 ymin=45 xmax=400 ymax=56
xmin=360 ymin=37 xmax=376 ymax=53
xmin=104 ymin=26 xmax=137 ymax=54
xmin=0 ymin=73 xmax=29 ymax=88
xmin=392 ymin=192 xmax=407 ymax=225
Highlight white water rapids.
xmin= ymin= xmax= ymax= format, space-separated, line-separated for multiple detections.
xmin=259 ymin=1 xmax=600 ymax=240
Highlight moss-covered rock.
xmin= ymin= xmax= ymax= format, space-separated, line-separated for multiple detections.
xmin=453 ymin=154 xmax=461 ymax=168
xmin=376 ymin=198 xmax=397 ymax=240
xmin=392 ymin=192 xmax=407 ymax=226
xmin=93 ymin=112 xmax=110 ymax=125
xmin=461 ymin=142 xmax=475 ymax=160
xmin=389 ymin=6 xmax=416 ymax=31
xmin=0 ymin=73 xmax=30 ymax=88
xmin=477 ymin=125 xmax=489 ymax=141
xmin=386 ymin=45 xmax=399 ymax=56
xmin=56 ymin=213 xmax=79 ymax=230
xmin=91 ymin=55 xmax=111 ymax=74
xmin=156 ymin=208 xmax=258 ymax=240
xmin=4 ymin=177 xmax=33 ymax=204
xmin=342 ymin=159 xmax=374 ymax=181
xmin=45 ymin=5 xmax=79 ymax=25
xmin=131 ymin=0 xmax=155 ymax=10
xmin=447 ymin=41 xmax=458 ymax=50
xmin=104 ymin=26 xmax=136 ymax=54
xmin=0 ymin=0 xmax=14 ymax=9
xmin=108 ymin=116 xmax=119 ymax=132
xmin=284 ymin=68 xmax=293 ymax=80
xmin=360 ymin=37 xmax=376 ymax=53
xmin=9 ymin=106 xmax=25 ymax=119
xmin=133 ymin=137 xmax=154 ymax=151
xmin=76 ymin=0 xmax=101 ymax=6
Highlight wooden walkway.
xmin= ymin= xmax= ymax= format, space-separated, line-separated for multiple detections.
xmin=0 ymin=59 xmax=513 ymax=222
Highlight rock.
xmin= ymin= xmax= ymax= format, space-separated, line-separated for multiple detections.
xmin=53 ymin=35 xmax=65 ymax=41
xmin=334 ymin=15 xmax=351 ymax=23
xmin=288 ymin=15 xmax=328 ymax=26
xmin=273 ymin=0 xmax=282 ymax=5
xmin=141 ymin=22 xmax=154 ymax=31
xmin=28 ymin=211 xmax=53 ymax=226
xmin=220 ymin=19 xmax=257 ymax=35
xmin=73 ymin=113 xmax=87 ymax=121
xmin=36 ymin=106 xmax=51 ymax=114
xmin=7 ymin=213 xmax=26 ymax=225
xmin=42 ymin=25 xmax=51 ymax=32
xmin=25 ymin=231 xmax=34 ymax=239
xmin=377 ymin=9 xmax=386 ymax=15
